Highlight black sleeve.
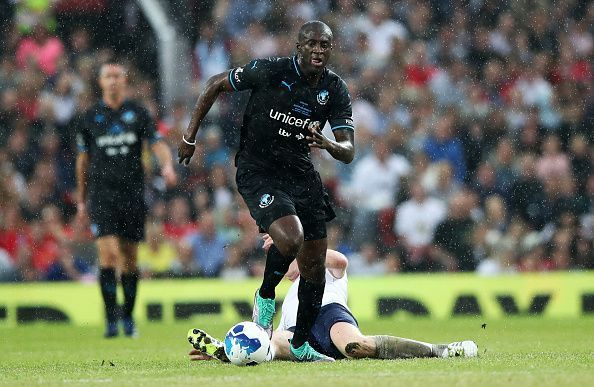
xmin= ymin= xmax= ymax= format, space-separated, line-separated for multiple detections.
xmin=328 ymin=79 xmax=354 ymax=132
xmin=228 ymin=58 xmax=273 ymax=91
xmin=140 ymin=107 xmax=163 ymax=144
xmin=76 ymin=112 xmax=92 ymax=153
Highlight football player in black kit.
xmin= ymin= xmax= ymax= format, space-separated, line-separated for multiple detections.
xmin=178 ymin=21 xmax=355 ymax=362
xmin=76 ymin=62 xmax=177 ymax=338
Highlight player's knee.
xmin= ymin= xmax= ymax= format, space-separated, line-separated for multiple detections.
xmin=344 ymin=338 xmax=376 ymax=359
xmin=279 ymin=232 xmax=304 ymax=258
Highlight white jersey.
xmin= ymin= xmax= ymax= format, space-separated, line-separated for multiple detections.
xmin=277 ymin=269 xmax=350 ymax=331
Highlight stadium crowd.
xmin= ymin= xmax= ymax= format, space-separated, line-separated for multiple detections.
xmin=0 ymin=0 xmax=593 ymax=282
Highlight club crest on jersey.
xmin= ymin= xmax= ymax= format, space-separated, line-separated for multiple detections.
xmin=259 ymin=194 xmax=274 ymax=208
xmin=109 ymin=124 xmax=123 ymax=134
xmin=317 ymin=89 xmax=329 ymax=105
xmin=122 ymin=111 xmax=136 ymax=123
xmin=95 ymin=114 xmax=105 ymax=123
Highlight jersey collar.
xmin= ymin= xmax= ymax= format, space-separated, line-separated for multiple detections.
xmin=292 ymin=55 xmax=302 ymax=77
xmin=292 ymin=55 xmax=328 ymax=85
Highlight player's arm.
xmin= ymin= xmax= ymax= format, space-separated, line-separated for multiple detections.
xmin=178 ymin=59 xmax=271 ymax=165
xmin=151 ymin=140 xmax=177 ymax=187
xmin=179 ymin=72 xmax=234 ymax=159
xmin=307 ymin=79 xmax=355 ymax=163
xmin=75 ymin=151 xmax=89 ymax=217
xmin=325 ymin=249 xmax=348 ymax=279
xmin=75 ymin=125 xmax=91 ymax=219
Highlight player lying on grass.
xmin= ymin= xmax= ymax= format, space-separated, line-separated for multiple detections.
xmin=188 ymin=235 xmax=478 ymax=362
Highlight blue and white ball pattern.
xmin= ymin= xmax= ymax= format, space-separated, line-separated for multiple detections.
xmin=224 ymin=321 xmax=271 ymax=366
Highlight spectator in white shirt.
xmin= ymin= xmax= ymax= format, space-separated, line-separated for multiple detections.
xmin=396 ymin=181 xmax=447 ymax=270
xmin=348 ymin=139 xmax=411 ymax=248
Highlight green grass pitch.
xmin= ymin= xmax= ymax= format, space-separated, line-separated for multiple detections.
xmin=1 ymin=318 xmax=593 ymax=386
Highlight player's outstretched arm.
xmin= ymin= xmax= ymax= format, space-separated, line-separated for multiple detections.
xmin=178 ymin=72 xmax=235 ymax=165
xmin=306 ymin=126 xmax=355 ymax=164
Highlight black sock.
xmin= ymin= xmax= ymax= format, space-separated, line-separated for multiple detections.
xmin=259 ymin=245 xmax=293 ymax=299
xmin=291 ymin=278 xmax=325 ymax=348
xmin=99 ymin=267 xmax=118 ymax=323
xmin=121 ymin=271 xmax=139 ymax=319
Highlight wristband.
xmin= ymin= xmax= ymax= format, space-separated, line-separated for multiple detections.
xmin=182 ymin=135 xmax=196 ymax=146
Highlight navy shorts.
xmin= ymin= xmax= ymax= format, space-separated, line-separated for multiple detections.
xmin=236 ymin=167 xmax=335 ymax=241
xmin=289 ymin=303 xmax=359 ymax=360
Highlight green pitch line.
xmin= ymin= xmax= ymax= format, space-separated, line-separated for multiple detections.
xmin=1 ymin=318 xmax=593 ymax=387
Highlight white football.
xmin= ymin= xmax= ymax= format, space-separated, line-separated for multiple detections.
xmin=224 ymin=321 xmax=271 ymax=366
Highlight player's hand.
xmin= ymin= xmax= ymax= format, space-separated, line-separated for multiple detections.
xmin=306 ymin=122 xmax=332 ymax=150
xmin=76 ymin=202 xmax=88 ymax=224
xmin=177 ymin=141 xmax=195 ymax=166
xmin=188 ymin=348 xmax=214 ymax=361
xmin=285 ymin=259 xmax=300 ymax=281
xmin=262 ymin=233 xmax=274 ymax=252
xmin=162 ymin=164 xmax=178 ymax=187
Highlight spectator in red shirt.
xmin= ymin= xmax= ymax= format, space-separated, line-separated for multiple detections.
xmin=164 ymin=196 xmax=198 ymax=242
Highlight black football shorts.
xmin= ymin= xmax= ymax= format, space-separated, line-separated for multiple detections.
xmin=236 ymin=168 xmax=335 ymax=241
xmin=89 ymin=195 xmax=147 ymax=242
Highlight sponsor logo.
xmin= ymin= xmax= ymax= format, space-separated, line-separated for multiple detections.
xmin=317 ymin=89 xmax=329 ymax=105
xmin=259 ymin=194 xmax=274 ymax=208
xmin=122 ymin=111 xmax=136 ymax=123
xmin=96 ymin=132 xmax=138 ymax=147
xmin=281 ymin=80 xmax=295 ymax=91
xmin=278 ymin=129 xmax=291 ymax=137
xmin=295 ymin=133 xmax=305 ymax=140
xmin=269 ymin=109 xmax=311 ymax=129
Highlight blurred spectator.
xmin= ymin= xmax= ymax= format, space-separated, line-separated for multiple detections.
xmin=16 ymin=22 xmax=64 ymax=76
xmin=423 ymin=113 xmax=466 ymax=182
xmin=44 ymin=241 xmax=91 ymax=281
xmin=183 ymin=211 xmax=228 ymax=277
xmin=138 ymin=222 xmax=177 ymax=278
xmin=163 ymin=196 xmax=198 ymax=242
xmin=431 ymin=193 xmax=477 ymax=271
xmin=347 ymin=242 xmax=388 ymax=276
xmin=348 ymin=138 xmax=410 ymax=247
xmin=395 ymin=181 xmax=446 ymax=271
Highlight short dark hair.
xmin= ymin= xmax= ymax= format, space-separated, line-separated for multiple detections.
xmin=298 ymin=20 xmax=333 ymax=42
xmin=98 ymin=60 xmax=127 ymax=77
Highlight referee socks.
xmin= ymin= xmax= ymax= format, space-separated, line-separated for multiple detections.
xmin=121 ymin=271 xmax=139 ymax=319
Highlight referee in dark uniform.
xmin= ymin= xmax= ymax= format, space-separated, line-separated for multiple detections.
xmin=76 ymin=62 xmax=177 ymax=338
xmin=178 ymin=21 xmax=355 ymax=361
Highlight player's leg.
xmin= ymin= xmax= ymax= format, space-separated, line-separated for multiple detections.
xmin=330 ymin=322 xmax=478 ymax=359
xmin=290 ymin=237 xmax=334 ymax=361
xmin=259 ymin=214 xmax=304 ymax=299
xmin=96 ymin=235 xmax=124 ymax=337
xmin=236 ymin=176 xmax=303 ymax=336
xmin=119 ymin=238 xmax=139 ymax=337
xmin=330 ymin=322 xmax=435 ymax=359
xmin=270 ymin=329 xmax=294 ymax=360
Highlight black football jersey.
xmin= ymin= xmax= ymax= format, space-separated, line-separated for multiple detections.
xmin=229 ymin=56 xmax=354 ymax=174
xmin=77 ymin=100 xmax=161 ymax=201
